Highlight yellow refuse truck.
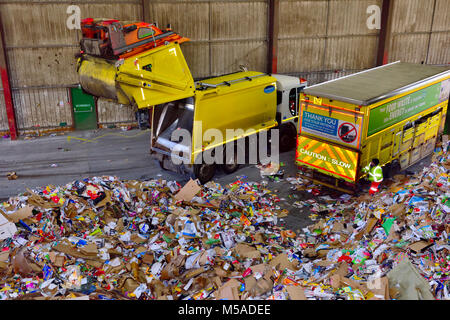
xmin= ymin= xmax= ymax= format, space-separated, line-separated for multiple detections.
xmin=295 ymin=61 xmax=450 ymax=193
xmin=77 ymin=41 xmax=306 ymax=183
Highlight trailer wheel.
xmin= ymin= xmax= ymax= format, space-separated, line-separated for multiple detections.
xmin=194 ymin=163 xmax=216 ymax=184
xmin=279 ymin=123 xmax=297 ymax=152
xmin=385 ymin=160 xmax=401 ymax=179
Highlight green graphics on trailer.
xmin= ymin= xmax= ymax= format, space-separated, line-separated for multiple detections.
xmin=71 ymin=87 xmax=98 ymax=130
xmin=367 ymin=81 xmax=448 ymax=136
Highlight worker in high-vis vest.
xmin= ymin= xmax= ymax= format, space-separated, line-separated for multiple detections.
xmin=362 ymin=158 xmax=383 ymax=195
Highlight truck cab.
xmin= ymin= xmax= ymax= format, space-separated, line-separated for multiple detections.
xmin=272 ymin=74 xmax=307 ymax=151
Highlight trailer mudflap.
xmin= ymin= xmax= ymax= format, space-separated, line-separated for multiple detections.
xmin=295 ymin=135 xmax=360 ymax=192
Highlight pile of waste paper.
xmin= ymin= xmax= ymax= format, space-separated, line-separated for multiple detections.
xmin=0 ymin=140 xmax=449 ymax=300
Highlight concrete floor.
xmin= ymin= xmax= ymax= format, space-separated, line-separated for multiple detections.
xmin=0 ymin=128 xmax=316 ymax=231
xmin=0 ymin=128 xmax=432 ymax=232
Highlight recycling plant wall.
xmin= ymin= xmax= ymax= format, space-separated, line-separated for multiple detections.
xmin=0 ymin=0 xmax=449 ymax=134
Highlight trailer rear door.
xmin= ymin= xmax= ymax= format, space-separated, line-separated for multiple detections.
xmin=296 ymin=135 xmax=359 ymax=183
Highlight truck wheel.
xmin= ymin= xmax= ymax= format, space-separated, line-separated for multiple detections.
xmin=222 ymin=146 xmax=240 ymax=174
xmin=157 ymin=156 xmax=168 ymax=171
xmin=279 ymin=124 xmax=297 ymax=152
xmin=194 ymin=163 xmax=216 ymax=184
xmin=223 ymin=163 xmax=239 ymax=174
xmin=385 ymin=161 xmax=400 ymax=179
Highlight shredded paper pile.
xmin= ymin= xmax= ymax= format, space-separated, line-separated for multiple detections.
xmin=1 ymin=140 xmax=449 ymax=300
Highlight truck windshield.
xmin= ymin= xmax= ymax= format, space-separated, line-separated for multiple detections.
xmin=138 ymin=27 xmax=155 ymax=39
xmin=289 ymin=88 xmax=298 ymax=116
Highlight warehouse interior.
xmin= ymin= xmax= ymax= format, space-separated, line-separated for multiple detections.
xmin=1 ymin=0 xmax=449 ymax=137
xmin=0 ymin=0 xmax=450 ymax=304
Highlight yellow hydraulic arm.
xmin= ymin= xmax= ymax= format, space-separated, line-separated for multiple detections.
xmin=77 ymin=42 xmax=195 ymax=109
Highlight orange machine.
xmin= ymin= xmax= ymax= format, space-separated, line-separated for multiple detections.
xmin=80 ymin=18 xmax=189 ymax=59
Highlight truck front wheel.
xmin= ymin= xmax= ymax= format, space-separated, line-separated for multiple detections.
xmin=223 ymin=156 xmax=239 ymax=174
xmin=222 ymin=143 xmax=241 ymax=174
xmin=279 ymin=123 xmax=297 ymax=152
xmin=194 ymin=163 xmax=216 ymax=184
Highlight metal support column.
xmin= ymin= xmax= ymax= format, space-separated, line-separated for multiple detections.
xmin=425 ymin=0 xmax=437 ymax=64
xmin=376 ymin=0 xmax=394 ymax=66
xmin=267 ymin=0 xmax=279 ymax=74
xmin=142 ymin=0 xmax=151 ymax=23
xmin=0 ymin=16 xmax=17 ymax=140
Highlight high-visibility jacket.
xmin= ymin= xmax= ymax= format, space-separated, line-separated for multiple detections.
xmin=363 ymin=164 xmax=383 ymax=183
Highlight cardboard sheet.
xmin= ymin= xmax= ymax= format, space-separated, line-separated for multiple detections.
xmin=285 ymin=285 xmax=307 ymax=300
xmin=0 ymin=213 xmax=17 ymax=240
xmin=174 ymin=179 xmax=201 ymax=202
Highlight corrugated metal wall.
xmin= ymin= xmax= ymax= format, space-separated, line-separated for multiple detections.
xmin=389 ymin=0 xmax=450 ymax=65
xmin=0 ymin=93 xmax=8 ymax=133
xmin=148 ymin=0 xmax=268 ymax=79
xmin=0 ymin=0 xmax=143 ymax=133
xmin=0 ymin=0 xmax=449 ymax=134
xmin=97 ymin=98 xmax=136 ymax=125
xmin=0 ymin=78 xmax=7 ymax=132
xmin=0 ymin=42 xmax=7 ymax=132
xmin=278 ymin=0 xmax=382 ymax=84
